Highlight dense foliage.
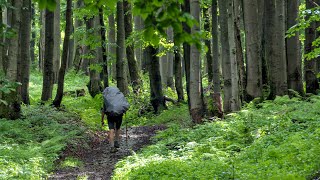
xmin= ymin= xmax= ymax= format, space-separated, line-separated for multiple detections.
xmin=113 ymin=96 xmax=320 ymax=179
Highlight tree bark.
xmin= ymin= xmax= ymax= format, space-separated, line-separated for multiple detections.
xmin=41 ymin=9 xmax=54 ymax=101
xmin=116 ymin=1 xmax=129 ymax=95
xmin=267 ymin=0 xmax=288 ymax=99
xmin=0 ymin=6 xmax=3 ymax=73
xmin=182 ymin=0 xmax=191 ymax=110
xmin=30 ymin=3 xmax=36 ymax=65
xmin=228 ymin=0 xmax=240 ymax=111
xmin=53 ymin=0 xmax=72 ymax=107
xmin=190 ymin=0 xmax=204 ymax=123
xmin=124 ymin=0 xmax=141 ymax=93
xmin=134 ymin=16 xmax=143 ymax=70
xmin=219 ymin=0 xmax=232 ymax=113
xmin=243 ymin=0 xmax=262 ymax=101
xmin=304 ymin=0 xmax=318 ymax=94
xmin=39 ymin=10 xmax=45 ymax=71
xmin=203 ymin=7 xmax=213 ymax=87
xmin=167 ymin=27 xmax=174 ymax=89
xmin=99 ymin=8 xmax=109 ymax=89
xmin=73 ymin=0 xmax=84 ymax=72
xmin=0 ymin=0 xmax=22 ymax=119
xmin=286 ymin=0 xmax=304 ymax=95
xmin=148 ymin=46 xmax=166 ymax=113
xmin=67 ymin=23 xmax=74 ymax=70
xmin=108 ymin=14 xmax=117 ymax=82
xmin=53 ymin=0 xmax=61 ymax=83
xmin=174 ymin=48 xmax=184 ymax=102
xmin=212 ymin=0 xmax=223 ymax=117
xmin=20 ymin=0 xmax=31 ymax=105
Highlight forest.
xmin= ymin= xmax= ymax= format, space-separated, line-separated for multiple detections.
xmin=0 ymin=0 xmax=320 ymax=179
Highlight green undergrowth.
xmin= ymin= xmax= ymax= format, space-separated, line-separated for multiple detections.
xmin=113 ymin=95 xmax=320 ymax=180
xmin=0 ymin=105 xmax=86 ymax=179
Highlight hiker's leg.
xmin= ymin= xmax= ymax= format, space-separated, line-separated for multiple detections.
xmin=114 ymin=115 xmax=123 ymax=147
xmin=109 ymin=129 xmax=115 ymax=147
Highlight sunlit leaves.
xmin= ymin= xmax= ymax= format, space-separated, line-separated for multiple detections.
xmin=34 ymin=0 xmax=56 ymax=11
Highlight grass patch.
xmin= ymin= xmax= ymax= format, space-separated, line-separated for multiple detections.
xmin=0 ymin=105 xmax=86 ymax=179
xmin=113 ymin=95 xmax=320 ymax=179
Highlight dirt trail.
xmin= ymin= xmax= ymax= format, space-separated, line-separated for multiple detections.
xmin=49 ymin=125 xmax=166 ymax=180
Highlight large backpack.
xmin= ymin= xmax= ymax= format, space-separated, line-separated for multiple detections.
xmin=103 ymin=87 xmax=130 ymax=116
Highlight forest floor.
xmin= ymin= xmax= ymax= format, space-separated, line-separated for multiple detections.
xmin=49 ymin=125 xmax=166 ymax=180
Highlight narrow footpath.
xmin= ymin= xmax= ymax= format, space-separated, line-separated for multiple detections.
xmin=49 ymin=125 xmax=166 ymax=180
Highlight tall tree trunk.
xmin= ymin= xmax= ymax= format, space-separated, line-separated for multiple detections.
xmin=259 ymin=0 xmax=268 ymax=85
xmin=304 ymin=0 xmax=318 ymax=94
xmin=41 ymin=9 xmax=54 ymax=101
xmin=228 ymin=0 xmax=240 ymax=111
xmin=108 ymin=14 xmax=117 ymax=82
xmin=167 ymin=27 xmax=174 ymax=89
xmin=30 ymin=3 xmax=36 ymax=65
xmin=84 ymin=16 xmax=101 ymax=97
xmin=160 ymin=48 xmax=168 ymax=87
xmin=286 ymin=0 xmax=304 ymax=95
xmin=212 ymin=0 xmax=223 ymax=117
xmin=243 ymin=0 xmax=262 ymax=101
xmin=116 ymin=1 xmax=129 ymax=95
xmin=0 ymin=0 xmax=22 ymax=119
xmin=266 ymin=0 xmax=287 ymax=99
xmin=53 ymin=0 xmax=72 ymax=107
xmin=182 ymin=0 xmax=191 ymax=110
xmin=203 ymin=7 xmax=213 ymax=87
xmin=148 ymin=46 xmax=166 ymax=113
xmin=190 ymin=0 xmax=204 ymax=123
xmin=99 ymin=8 xmax=109 ymax=89
xmin=219 ymin=0 xmax=232 ymax=113
xmin=20 ymin=0 xmax=31 ymax=105
xmin=53 ymin=0 xmax=61 ymax=83
xmin=234 ymin=0 xmax=245 ymax=103
xmin=124 ymin=0 xmax=141 ymax=93
xmin=39 ymin=10 xmax=45 ymax=71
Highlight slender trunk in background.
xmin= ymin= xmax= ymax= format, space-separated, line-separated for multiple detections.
xmin=53 ymin=0 xmax=61 ymax=83
xmin=212 ymin=0 xmax=223 ymax=117
xmin=182 ymin=0 xmax=191 ymax=110
xmin=0 ymin=7 xmax=3 ymax=73
xmin=116 ymin=1 xmax=129 ymax=95
xmin=219 ymin=0 xmax=232 ymax=113
xmin=167 ymin=27 xmax=174 ymax=89
xmin=73 ymin=0 xmax=84 ymax=72
xmin=233 ymin=0 xmax=245 ymax=103
xmin=243 ymin=0 xmax=262 ymax=101
xmin=39 ymin=10 xmax=45 ymax=71
xmin=0 ymin=0 xmax=22 ymax=119
xmin=190 ymin=0 xmax=204 ymax=123
xmin=228 ymin=0 xmax=240 ymax=111
xmin=108 ymin=14 xmax=116 ymax=82
xmin=304 ymin=0 xmax=318 ymax=94
xmin=203 ymin=7 xmax=213 ymax=87
xmin=160 ymin=47 xmax=168 ymax=87
xmin=266 ymin=0 xmax=288 ymax=99
xmin=30 ymin=3 xmax=36 ymax=65
xmin=124 ymin=0 xmax=141 ymax=93
xmin=41 ymin=9 xmax=54 ymax=101
xmin=174 ymin=48 xmax=184 ymax=102
xmin=53 ymin=0 xmax=72 ymax=107
xmin=148 ymin=46 xmax=166 ymax=113
xmin=99 ymin=8 xmax=109 ymax=88
xmin=67 ymin=24 xmax=74 ymax=70
xmin=20 ymin=0 xmax=31 ymax=105
xmin=286 ymin=0 xmax=304 ymax=95
xmin=258 ymin=0 xmax=268 ymax=85
xmin=134 ymin=16 xmax=143 ymax=70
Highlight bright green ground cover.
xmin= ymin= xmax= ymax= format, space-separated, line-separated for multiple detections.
xmin=113 ymin=96 xmax=320 ymax=180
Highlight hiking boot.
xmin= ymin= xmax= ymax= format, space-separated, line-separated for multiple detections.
xmin=110 ymin=146 xmax=118 ymax=153
xmin=114 ymin=141 xmax=120 ymax=148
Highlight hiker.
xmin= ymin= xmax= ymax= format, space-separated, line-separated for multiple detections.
xmin=101 ymin=87 xmax=130 ymax=153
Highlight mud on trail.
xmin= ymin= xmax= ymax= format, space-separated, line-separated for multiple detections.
xmin=49 ymin=125 xmax=166 ymax=180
